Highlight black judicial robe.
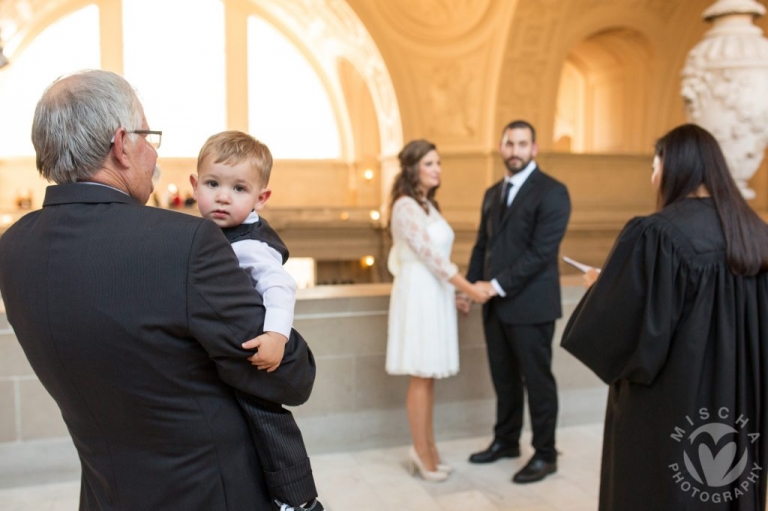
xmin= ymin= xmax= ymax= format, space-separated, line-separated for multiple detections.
xmin=562 ymin=198 xmax=768 ymax=511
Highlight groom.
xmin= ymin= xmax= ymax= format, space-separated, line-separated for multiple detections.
xmin=463 ymin=120 xmax=571 ymax=484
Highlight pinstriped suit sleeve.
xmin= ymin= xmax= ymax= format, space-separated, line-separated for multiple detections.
xmin=186 ymin=220 xmax=316 ymax=406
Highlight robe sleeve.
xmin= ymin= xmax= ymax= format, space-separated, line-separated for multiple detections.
xmin=561 ymin=216 xmax=688 ymax=385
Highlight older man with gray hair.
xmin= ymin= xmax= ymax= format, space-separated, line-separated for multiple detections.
xmin=0 ymin=70 xmax=316 ymax=510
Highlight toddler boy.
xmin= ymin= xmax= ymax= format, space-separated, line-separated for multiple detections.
xmin=191 ymin=131 xmax=321 ymax=511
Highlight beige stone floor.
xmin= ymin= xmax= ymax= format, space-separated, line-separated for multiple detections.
xmin=0 ymin=423 xmax=603 ymax=511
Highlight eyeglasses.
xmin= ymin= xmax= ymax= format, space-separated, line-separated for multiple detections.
xmin=110 ymin=129 xmax=163 ymax=150
xmin=131 ymin=130 xmax=162 ymax=150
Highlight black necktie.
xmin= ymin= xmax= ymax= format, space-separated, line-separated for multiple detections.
xmin=499 ymin=181 xmax=513 ymax=219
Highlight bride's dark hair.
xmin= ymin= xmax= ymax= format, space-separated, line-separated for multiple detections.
xmin=389 ymin=139 xmax=439 ymax=215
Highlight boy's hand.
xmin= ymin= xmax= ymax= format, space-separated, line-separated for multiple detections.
xmin=242 ymin=332 xmax=288 ymax=372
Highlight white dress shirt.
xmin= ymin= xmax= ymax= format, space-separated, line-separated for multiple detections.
xmin=230 ymin=211 xmax=297 ymax=338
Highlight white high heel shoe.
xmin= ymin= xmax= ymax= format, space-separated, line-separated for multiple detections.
xmin=436 ymin=462 xmax=453 ymax=474
xmin=408 ymin=447 xmax=449 ymax=482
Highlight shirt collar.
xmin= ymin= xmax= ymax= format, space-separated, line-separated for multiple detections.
xmin=242 ymin=210 xmax=260 ymax=224
xmin=78 ymin=181 xmax=130 ymax=196
xmin=506 ymin=160 xmax=537 ymax=188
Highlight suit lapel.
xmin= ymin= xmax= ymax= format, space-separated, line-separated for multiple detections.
xmin=498 ymin=167 xmax=540 ymax=229
xmin=489 ymin=180 xmax=505 ymax=235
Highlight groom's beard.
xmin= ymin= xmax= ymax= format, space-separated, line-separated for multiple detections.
xmin=504 ymin=156 xmax=531 ymax=174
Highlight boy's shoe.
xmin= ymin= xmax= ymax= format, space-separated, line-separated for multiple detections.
xmin=274 ymin=498 xmax=324 ymax=511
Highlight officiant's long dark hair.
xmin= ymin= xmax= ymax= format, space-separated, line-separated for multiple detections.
xmin=655 ymin=124 xmax=768 ymax=276
xmin=389 ymin=139 xmax=440 ymax=215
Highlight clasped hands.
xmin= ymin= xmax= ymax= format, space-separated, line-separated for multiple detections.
xmin=456 ymin=280 xmax=497 ymax=315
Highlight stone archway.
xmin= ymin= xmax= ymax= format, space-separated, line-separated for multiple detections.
xmin=494 ymin=0 xmax=713 ymax=152
xmin=0 ymin=0 xmax=403 ymax=161
xmin=555 ymin=28 xmax=654 ymax=154
xmin=252 ymin=0 xmax=402 ymax=160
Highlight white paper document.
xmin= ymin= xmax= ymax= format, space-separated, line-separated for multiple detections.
xmin=563 ymin=256 xmax=600 ymax=274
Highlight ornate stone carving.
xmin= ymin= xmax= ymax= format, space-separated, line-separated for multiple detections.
xmin=494 ymin=0 xmax=699 ymax=146
xmin=423 ymin=61 xmax=477 ymax=137
xmin=581 ymin=0 xmax=682 ymax=20
xmin=681 ymin=0 xmax=768 ymax=199
xmin=0 ymin=0 xmax=403 ymax=158
xmin=0 ymin=0 xmax=64 ymax=45
xmin=495 ymin=0 xmax=559 ymax=129
xmin=256 ymin=0 xmax=403 ymax=157
xmin=378 ymin=0 xmax=491 ymax=42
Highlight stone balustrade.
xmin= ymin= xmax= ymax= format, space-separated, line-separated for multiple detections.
xmin=0 ymin=281 xmax=606 ymax=454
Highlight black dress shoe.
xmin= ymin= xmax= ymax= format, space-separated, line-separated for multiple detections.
xmin=468 ymin=440 xmax=520 ymax=464
xmin=512 ymin=456 xmax=557 ymax=484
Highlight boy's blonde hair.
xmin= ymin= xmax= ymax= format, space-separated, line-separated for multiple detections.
xmin=197 ymin=131 xmax=273 ymax=186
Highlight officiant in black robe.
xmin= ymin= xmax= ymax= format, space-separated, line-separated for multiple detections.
xmin=562 ymin=124 xmax=768 ymax=511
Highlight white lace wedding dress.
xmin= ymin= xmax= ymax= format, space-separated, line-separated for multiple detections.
xmin=386 ymin=196 xmax=459 ymax=379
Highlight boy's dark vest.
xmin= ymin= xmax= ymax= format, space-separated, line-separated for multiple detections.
xmin=221 ymin=217 xmax=289 ymax=264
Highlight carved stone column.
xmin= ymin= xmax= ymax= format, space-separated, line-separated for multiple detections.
xmin=681 ymin=0 xmax=768 ymax=199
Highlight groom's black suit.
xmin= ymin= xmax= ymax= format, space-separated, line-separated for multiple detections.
xmin=467 ymin=166 xmax=570 ymax=459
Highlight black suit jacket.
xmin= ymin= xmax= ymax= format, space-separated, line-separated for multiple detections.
xmin=0 ymin=184 xmax=316 ymax=510
xmin=467 ymin=167 xmax=571 ymax=324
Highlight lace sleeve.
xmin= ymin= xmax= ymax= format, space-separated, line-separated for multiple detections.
xmin=391 ymin=197 xmax=458 ymax=281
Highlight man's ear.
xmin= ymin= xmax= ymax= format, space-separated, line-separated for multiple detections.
xmin=110 ymin=127 xmax=131 ymax=168
xmin=531 ymin=141 xmax=539 ymax=158
xmin=254 ymin=188 xmax=272 ymax=212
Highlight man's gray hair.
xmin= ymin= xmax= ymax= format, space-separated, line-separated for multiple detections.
xmin=31 ymin=70 xmax=145 ymax=183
